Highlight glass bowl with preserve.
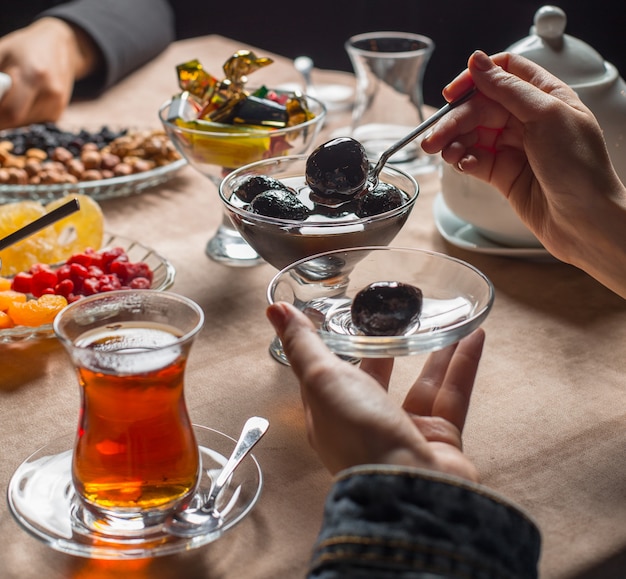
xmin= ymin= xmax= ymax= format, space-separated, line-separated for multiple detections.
xmin=219 ymin=147 xmax=419 ymax=272
xmin=268 ymin=246 xmax=494 ymax=361
xmin=219 ymin=137 xmax=420 ymax=363
xmin=159 ymin=51 xmax=326 ymax=267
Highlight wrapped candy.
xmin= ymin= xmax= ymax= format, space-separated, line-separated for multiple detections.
xmin=169 ymin=50 xmax=317 ymax=168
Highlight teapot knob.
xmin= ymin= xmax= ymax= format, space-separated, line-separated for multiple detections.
xmin=532 ymin=5 xmax=566 ymax=43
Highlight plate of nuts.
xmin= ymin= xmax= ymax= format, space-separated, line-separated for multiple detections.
xmin=0 ymin=123 xmax=186 ymax=202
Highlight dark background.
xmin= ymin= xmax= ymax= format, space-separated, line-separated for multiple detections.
xmin=176 ymin=0 xmax=625 ymax=106
xmin=2 ymin=1 xmax=622 ymax=107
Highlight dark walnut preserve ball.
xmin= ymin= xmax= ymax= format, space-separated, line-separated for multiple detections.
xmin=250 ymin=189 xmax=309 ymax=220
xmin=232 ymin=174 xmax=287 ymax=203
xmin=305 ymin=137 xmax=369 ymax=201
xmin=351 ymin=281 xmax=423 ymax=336
xmin=355 ymin=182 xmax=406 ymax=218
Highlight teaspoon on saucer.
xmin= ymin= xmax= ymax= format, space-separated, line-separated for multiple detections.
xmin=167 ymin=416 xmax=269 ymax=537
xmin=368 ymin=87 xmax=476 ymax=188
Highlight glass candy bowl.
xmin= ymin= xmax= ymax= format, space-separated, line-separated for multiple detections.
xmin=159 ymin=92 xmax=326 ymax=267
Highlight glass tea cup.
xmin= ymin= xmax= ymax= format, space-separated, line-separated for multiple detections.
xmin=345 ymin=31 xmax=438 ymax=175
xmin=53 ymin=289 xmax=204 ymax=535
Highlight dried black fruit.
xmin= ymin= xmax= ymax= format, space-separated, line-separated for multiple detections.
xmin=233 ymin=175 xmax=288 ymax=203
xmin=250 ymin=189 xmax=309 ymax=220
xmin=305 ymin=137 xmax=369 ymax=200
xmin=355 ymin=182 xmax=406 ymax=217
xmin=351 ymin=281 xmax=423 ymax=336
xmin=0 ymin=123 xmax=127 ymax=157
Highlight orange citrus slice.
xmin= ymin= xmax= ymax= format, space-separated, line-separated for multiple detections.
xmin=7 ymin=293 xmax=68 ymax=326
xmin=45 ymin=195 xmax=104 ymax=262
xmin=0 ymin=310 xmax=13 ymax=329
xmin=0 ymin=201 xmax=57 ymax=276
xmin=0 ymin=289 xmax=27 ymax=311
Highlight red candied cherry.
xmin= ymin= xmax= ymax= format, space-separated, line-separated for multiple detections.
xmin=11 ymin=272 xmax=33 ymax=294
xmin=109 ymin=261 xmax=153 ymax=284
xmin=81 ymin=277 xmax=101 ymax=296
xmin=97 ymin=274 xmax=122 ymax=292
xmin=30 ymin=266 xmax=59 ymax=298
xmin=99 ymin=247 xmax=128 ymax=270
xmin=54 ymin=279 xmax=75 ymax=298
xmin=129 ymin=277 xmax=151 ymax=289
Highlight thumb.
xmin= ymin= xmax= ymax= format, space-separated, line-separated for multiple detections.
xmin=266 ymin=302 xmax=336 ymax=379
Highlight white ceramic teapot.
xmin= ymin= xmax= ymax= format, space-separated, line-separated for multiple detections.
xmin=440 ymin=4 xmax=626 ymax=248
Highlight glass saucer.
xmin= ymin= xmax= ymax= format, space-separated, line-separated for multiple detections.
xmin=268 ymin=246 xmax=494 ymax=360
xmin=7 ymin=425 xmax=262 ymax=559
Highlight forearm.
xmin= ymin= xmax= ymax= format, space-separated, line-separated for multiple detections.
xmin=560 ymin=181 xmax=626 ymax=300
xmin=39 ymin=0 xmax=175 ymax=95
xmin=308 ymin=465 xmax=541 ymax=578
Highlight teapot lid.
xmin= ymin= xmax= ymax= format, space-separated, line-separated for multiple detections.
xmin=506 ymin=5 xmax=612 ymax=86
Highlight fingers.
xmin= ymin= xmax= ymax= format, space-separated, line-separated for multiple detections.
xmin=431 ymin=328 xmax=485 ymax=431
xmin=403 ymin=341 xmax=460 ymax=416
xmin=360 ymin=357 xmax=394 ymax=390
xmin=403 ymin=328 xmax=485 ymax=432
xmin=266 ymin=302 xmax=337 ymax=381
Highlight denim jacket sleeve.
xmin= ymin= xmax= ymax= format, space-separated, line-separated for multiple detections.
xmin=308 ymin=465 xmax=541 ymax=579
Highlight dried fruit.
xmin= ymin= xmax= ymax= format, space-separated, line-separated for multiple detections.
xmin=0 ymin=201 xmax=56 ymax=275
xmin=251 ymin=189 xmax=309 ymax=220
xmin=305 ymin=137 xmax=369 ymax=202
xmin=2 ymin=246 xmax=155 ymax=328
xmin=45 ymin=195 xmax=104 ymax=262
xmin=7 ymin=293 xmax=68 ymax=327
xmin=351 ymin=281 xmax=423 ymax=336
xmin=0 ymin=195 xmax=105 ymax=276
xmin=233 ymin=175 xmax=288 ymax=203
xmin=356 ymin=182 xmax=406 ymax=217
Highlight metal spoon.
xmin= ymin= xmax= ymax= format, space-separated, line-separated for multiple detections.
xmin=294 ymin=56 xmax=314 ymax=94
xmin=167 ymin=416 xmax=269 ymax=537
xmin=368 ymin=87 xmax=477 ymax=188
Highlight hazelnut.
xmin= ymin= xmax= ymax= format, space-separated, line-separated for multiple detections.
xmin=131 ymin=159 xmax=155 ymax=173
xmin=81 ymin=150 xmax=101 ymax=170
xmin=100 ymin=153 xmax=121 ymax=171
xmin=66 ymin=158 xmax=85 ymax=178
xmin=24 ymin=158 xmax=43 ymax=177
xmin=7 ymin=167 xmax=29 ymax=184
xmin=113 ymin=163 xmax=133 ymax=176
xmin=82 ymin=169 xmax=103 ymax=181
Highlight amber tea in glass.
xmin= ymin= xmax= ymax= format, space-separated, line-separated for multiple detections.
xmin=54 ymin=290 xmax=204 ymax=533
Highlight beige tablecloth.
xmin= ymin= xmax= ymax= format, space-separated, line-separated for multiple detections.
xmin=1 ymin=35 xmax=625 ymax=579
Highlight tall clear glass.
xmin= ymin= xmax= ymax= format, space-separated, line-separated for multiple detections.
xmin=345 ymin=31 xmax=438 ymax=175
xmin=53 ymin=289 xmax=204 ymax=535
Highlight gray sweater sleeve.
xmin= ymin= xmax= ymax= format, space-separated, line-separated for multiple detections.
xmin=39 ymin=0 xmax=175 ymax=96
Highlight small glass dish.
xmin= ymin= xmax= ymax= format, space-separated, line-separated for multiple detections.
xmin=0 ymin=233 xmax=176 ymax=344
xmin=267 ymin=246 xmax=494 ymax=359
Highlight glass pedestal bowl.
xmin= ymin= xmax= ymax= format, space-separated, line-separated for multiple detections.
xmin=267 ymin=246 xmax=494 ymax=361
xmin=159 ymin=92 xmax=326 ymax=267
xmin=218 ymin=155 xmax=420 ymax=363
